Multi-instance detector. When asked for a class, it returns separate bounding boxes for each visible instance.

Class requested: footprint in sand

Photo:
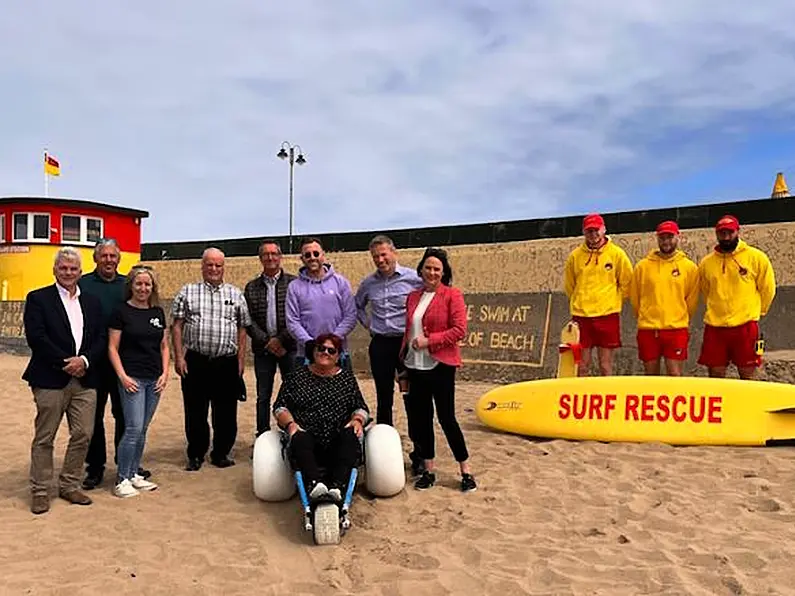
[397,552,441,571]
[745,497,782,512]
[721,576,744,595]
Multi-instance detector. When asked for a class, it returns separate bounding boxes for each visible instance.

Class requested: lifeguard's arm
[629,264,642,317]
[563,253,576,298]
[685,263,700,320]
[698,262,710,304]
[617,251,634,300]
[757,252,776,317]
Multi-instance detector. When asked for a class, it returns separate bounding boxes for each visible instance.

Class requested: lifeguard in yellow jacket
[564,213,633,376]
[697,215,776,379]
[629,221,698,376]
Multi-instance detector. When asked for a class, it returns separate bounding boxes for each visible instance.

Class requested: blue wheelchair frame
[296,468,358,534]
[280,422,366,536]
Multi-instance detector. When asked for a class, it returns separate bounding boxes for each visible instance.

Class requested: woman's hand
[346,418,364,438]
[155,372,168,394]
[121,375,139,393]
[411,334,429,350]
[287,421,302,436]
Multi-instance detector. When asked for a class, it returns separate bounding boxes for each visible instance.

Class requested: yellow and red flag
[44,153,60,177]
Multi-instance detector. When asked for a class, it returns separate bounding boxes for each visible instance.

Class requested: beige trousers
[30,378,96,496]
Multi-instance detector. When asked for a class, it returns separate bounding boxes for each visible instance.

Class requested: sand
[2,352,795,596]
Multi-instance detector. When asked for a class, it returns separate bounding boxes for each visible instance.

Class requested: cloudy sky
[2,1,795,243]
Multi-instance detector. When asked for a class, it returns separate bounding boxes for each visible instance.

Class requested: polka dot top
[273,365,370,447]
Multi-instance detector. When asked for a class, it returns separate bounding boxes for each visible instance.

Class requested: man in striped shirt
[171,247,252,471]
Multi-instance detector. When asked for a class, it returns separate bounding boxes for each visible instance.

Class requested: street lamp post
[277,141,307,254]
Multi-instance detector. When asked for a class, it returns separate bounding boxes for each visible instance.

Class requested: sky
[2,1,795,243]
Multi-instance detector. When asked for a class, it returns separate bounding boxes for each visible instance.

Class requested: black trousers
[84,358,124,474]
[407,363,469,462]
[288,427,361,490]
[180,350,240,462]
[254,351,295,435]
[369,335,414,432]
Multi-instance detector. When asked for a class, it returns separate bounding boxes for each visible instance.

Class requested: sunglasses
[303,250,321,259]
[131,264,154,271]
[315,345,338,355]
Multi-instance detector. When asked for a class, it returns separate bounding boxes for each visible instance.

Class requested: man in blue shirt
[355,235,424,474]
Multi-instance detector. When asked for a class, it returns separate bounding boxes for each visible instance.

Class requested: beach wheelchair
[252,423,405,545]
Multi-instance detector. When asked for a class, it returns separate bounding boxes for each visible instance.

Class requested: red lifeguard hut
[0,196,149,301]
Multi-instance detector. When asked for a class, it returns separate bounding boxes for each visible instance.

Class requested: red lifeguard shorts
[572,313,621,349]
[637,328,689,362]
[697,321,761,368]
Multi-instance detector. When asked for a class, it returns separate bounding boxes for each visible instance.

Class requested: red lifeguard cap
[582,213,605,230]
[656,220,680,236]
[716,215,740,231]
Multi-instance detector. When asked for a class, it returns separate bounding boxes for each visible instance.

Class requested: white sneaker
[131,474,158,491]
[328,488,342,502]
[114,479,139,498]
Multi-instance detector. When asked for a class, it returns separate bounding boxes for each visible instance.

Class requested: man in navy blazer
[23,247,106,514]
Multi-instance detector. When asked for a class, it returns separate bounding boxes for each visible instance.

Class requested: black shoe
[460,473,477,493]
[185,458,203,471]
[137,468,151,480]
[414,471,435,490]
[82,470,103,490]
[210,456,235,468]
[409,451,425,477]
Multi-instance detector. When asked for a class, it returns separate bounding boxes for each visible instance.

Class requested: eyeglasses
[315,345,338,355]
[131,264,153,271]
[303,250,321,259]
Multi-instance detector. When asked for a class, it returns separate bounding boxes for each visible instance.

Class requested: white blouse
[404,291,438,371]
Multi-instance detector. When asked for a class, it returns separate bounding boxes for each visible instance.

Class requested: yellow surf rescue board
[476,375,795,446]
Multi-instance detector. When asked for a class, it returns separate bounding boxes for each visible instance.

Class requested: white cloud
[1,0,795,243]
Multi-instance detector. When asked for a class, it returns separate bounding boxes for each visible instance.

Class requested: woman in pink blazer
[400,248,476,493]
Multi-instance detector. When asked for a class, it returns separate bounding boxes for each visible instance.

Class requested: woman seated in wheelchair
[272,333,369,504]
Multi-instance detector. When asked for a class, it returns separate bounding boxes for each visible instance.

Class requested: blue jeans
[117,378,160,481]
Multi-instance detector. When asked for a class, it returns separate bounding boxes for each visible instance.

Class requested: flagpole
[43,149,49,198]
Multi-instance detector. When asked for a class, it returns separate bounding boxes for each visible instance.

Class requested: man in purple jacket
[285,237,357,366]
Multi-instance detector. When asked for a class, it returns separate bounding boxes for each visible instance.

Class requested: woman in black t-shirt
[107,265,170,498]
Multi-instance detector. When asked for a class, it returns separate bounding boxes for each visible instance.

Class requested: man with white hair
[23,248,107,514]
[171,247,252,471]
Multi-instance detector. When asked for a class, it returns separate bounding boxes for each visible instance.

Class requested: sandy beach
[2,352,795,595]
